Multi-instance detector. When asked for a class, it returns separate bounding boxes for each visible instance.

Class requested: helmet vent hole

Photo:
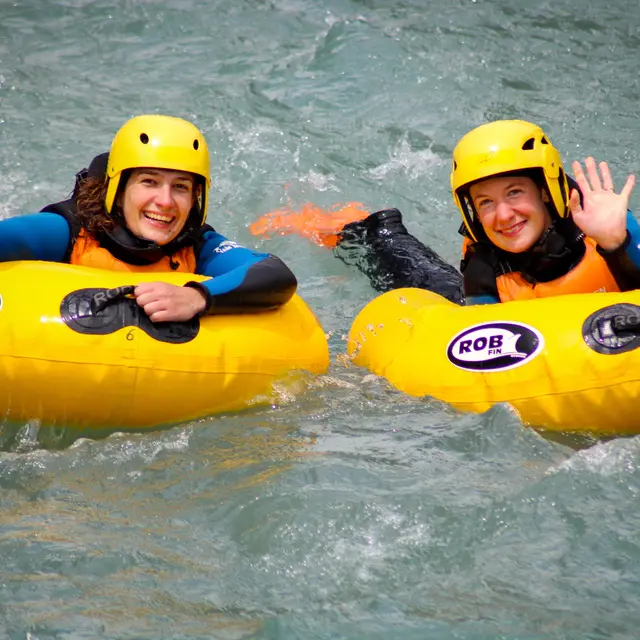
[140,133,149,144]
[541,136,549,144]
[453,161,457,170]
[521,138,535,151]
[193,139,199,150]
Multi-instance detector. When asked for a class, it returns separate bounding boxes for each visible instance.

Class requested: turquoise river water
[1,1,640,638]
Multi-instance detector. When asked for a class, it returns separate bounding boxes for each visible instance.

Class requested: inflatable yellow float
[348,288,640,436]
[0,261,329,429]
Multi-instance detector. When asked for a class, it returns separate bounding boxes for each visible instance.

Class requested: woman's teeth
[501,221,525,237]
[144,212,173,223]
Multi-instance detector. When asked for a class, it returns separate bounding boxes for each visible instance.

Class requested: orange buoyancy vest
[70,230,197,273]
[495,238,620,302]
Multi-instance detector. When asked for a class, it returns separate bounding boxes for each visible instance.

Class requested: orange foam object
[249,202,370,248]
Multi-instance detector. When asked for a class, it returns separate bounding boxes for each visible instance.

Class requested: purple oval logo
[447,321,544,372]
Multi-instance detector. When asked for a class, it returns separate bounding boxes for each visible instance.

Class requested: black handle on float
[90,285,136,315]
[610,313,640,335]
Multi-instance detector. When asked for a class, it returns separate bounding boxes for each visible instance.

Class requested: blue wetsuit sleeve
[186,230,298,314]
[623,210,640,268]
[466,293,500,305]
[596,210,640,291]
[0,213,72,262]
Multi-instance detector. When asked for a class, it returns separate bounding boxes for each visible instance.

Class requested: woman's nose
[494,200,513,222]
[155,184,173,207]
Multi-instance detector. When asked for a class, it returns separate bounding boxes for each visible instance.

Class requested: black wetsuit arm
[189,230,297,314]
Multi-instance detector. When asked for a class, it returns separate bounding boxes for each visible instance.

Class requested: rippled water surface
[2,0,640,638]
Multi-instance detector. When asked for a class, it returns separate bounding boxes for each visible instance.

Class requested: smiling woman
[0,114,299,322]
[121,168,197,247]
[453,119,639,304]
[0,114,329,429]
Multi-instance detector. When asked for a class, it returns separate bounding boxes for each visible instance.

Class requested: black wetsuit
[335,209,464,304]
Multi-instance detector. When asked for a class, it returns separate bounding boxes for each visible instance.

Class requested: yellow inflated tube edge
[348,287,640,436]
[0,261,329,429]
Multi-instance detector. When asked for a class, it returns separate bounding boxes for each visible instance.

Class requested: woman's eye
[141,178,156,186]
[175,183,191,192]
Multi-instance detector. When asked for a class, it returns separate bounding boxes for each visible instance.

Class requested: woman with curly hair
[0,114,297,321]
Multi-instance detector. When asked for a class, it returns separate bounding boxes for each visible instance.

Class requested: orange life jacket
[462,237,620,302]
[495,239,620,301]
[70,229,197,273]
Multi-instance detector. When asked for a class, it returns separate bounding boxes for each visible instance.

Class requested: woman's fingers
[572,158,633,197]
[571,160,591,194]
[134,283,168,316]
[584,156,603,191]
[139,298,167,317]
[568,188,582,215]
[133,282,204,322]
[148,309,171,323]
[599,161,614,191]
[620,174,636,200]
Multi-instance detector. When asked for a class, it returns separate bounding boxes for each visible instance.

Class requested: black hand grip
[90,285,136,315]
[583,303,640,355]
[611,313,640,334]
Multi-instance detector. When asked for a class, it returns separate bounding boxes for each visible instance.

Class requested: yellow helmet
[450,120,569,242]
[104,115,210,224]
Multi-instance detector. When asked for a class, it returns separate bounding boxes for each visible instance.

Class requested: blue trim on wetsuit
[466,294,500,306]
[195,230,272,297]
[623,210,640,268]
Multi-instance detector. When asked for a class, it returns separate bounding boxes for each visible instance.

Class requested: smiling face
[119,168,196,245]
[469,175,553,253]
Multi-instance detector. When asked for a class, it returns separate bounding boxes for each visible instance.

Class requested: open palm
[569,157,635,251]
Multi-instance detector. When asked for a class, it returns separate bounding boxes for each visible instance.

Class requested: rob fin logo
[447,322,544,372]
